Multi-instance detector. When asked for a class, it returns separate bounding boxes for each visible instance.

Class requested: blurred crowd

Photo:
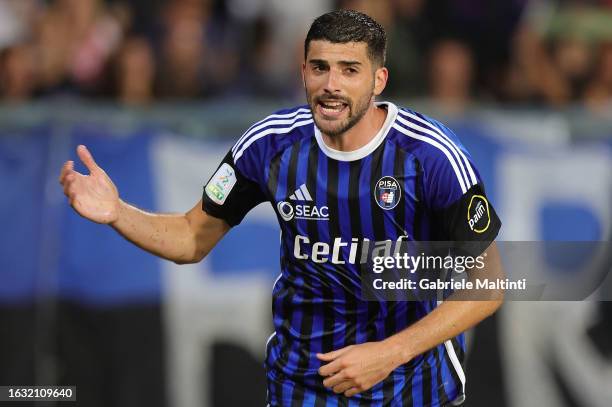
[0,0,611,112]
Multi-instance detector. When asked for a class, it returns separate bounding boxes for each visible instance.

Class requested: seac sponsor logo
[467,194,490,233]
[277,184,329,221]
[375,176,401,210]
[205,163,236,205]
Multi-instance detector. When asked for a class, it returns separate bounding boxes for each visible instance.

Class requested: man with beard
[59,10,504,406]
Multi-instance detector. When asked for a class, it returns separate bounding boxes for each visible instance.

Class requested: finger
[318,358,343,377]
[63,173,76,192]
[59,161,74,184]
[332,381,354,394]
[323,371,347,388]
[77,145,99,173]
[345,387,361,397]
[317,345,353,362]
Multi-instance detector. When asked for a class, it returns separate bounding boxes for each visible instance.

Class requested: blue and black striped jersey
[203,102,501,407]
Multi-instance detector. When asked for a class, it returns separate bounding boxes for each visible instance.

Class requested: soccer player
[59,10,504,407]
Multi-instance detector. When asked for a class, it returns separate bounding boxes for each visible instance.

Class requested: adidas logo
[289,184,313,201]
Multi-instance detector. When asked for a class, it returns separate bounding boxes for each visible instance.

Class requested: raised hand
[59,145,120,224]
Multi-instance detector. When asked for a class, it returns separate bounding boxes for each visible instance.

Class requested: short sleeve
[420,131,501,255]
[202,150,267,227]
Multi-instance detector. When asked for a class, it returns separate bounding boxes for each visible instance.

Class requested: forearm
[110,200,203,263]
[384,243,504,364]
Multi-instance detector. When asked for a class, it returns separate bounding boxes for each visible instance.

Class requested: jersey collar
[313,101,398,162]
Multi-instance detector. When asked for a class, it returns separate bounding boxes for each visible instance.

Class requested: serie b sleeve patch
[205,163,237,205]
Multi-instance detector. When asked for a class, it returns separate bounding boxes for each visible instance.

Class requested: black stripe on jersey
[441,342,462,401]
[324,157,340,404]
[390,147,407,236]
[291,384,307,407]
[363,143,388,406]
[434,345,450,404]
[346,159,361,348]
[413,158,423,241]
[286,141,300,201]
[267,152,283,199]
[422,354,432,407]
[453,337,465,363]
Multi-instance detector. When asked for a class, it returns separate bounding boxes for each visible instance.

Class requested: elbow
[488,290,505,316]
[172,249,209,265]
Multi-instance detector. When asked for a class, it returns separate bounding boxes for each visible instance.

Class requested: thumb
[317,346,352,361]
[77,145,99,173]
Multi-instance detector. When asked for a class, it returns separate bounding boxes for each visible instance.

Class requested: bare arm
[59,145,229,264]
[318,242,504,397]
[384,241,504,362]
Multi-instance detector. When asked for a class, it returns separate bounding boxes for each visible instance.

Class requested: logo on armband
[206,163,237,205]
[467,195,490,233]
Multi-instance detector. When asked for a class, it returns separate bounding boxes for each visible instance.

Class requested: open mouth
[316,99,349,118]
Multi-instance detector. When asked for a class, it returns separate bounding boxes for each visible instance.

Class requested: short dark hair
[304,10,387,67]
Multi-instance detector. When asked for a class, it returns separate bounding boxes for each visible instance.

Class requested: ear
[301,62,306,87]
[373,67,388,96]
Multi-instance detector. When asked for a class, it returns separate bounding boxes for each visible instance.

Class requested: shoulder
[231,105,314,164]
[389,105,478,194]
[390,106,466,156]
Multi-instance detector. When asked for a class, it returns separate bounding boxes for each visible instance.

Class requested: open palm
[59,145,120,224]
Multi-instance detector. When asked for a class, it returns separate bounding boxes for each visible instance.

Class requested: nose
[324,68,341,93]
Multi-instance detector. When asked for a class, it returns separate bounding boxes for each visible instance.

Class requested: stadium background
[0,0,611,406]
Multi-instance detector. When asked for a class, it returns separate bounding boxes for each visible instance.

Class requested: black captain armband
[201,152,266,227]
[434,184,502,256]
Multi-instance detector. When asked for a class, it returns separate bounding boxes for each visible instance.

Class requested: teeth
[320,101,344,110]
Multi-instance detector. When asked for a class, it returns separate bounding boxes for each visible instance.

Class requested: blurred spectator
[63,0,128,91]
[158,0,240,99]
[428,39,474,115]
[553,37,594,100]
[0,45,37,102]
[115,36,156,105]
[423,0,527,101]
[0,0,609,109]
[584,42,612,111]
[35,7,73,95]
[384,0,432,97]
[158,0,208,98]
[502,25,571,106]
[0,0,39,49]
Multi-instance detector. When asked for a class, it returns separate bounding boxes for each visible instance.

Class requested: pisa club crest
[375,176,401,210]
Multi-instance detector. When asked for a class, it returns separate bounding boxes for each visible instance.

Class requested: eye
[345,67,358,75]
[312,64,327,73]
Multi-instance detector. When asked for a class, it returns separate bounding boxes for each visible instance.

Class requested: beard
[307,86,374,138]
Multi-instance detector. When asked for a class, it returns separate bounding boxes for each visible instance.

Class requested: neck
[321,102,387,152]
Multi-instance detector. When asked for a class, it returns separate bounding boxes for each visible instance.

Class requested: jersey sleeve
[421,125,501,255]
[201,150,267,227]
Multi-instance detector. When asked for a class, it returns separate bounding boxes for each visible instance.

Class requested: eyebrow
[308,59,363,67]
